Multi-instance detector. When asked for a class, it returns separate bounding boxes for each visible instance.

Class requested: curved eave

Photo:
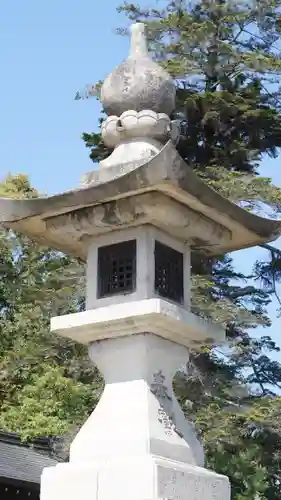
[0,141,280,259]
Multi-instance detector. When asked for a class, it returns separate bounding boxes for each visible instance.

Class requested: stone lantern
[1,22,281,500]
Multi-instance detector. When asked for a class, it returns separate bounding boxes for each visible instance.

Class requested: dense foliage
[0,175,103,440]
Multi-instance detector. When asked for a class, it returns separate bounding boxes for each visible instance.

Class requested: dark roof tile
[0,441,57,484]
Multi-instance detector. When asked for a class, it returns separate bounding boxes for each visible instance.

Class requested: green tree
[82,1,281,497]
[0,175,103,440]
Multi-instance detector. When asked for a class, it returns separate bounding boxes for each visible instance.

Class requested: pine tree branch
[260,243,281,257]
[272,261,281,309]
[259,243,281,305]
[250,360,267,395]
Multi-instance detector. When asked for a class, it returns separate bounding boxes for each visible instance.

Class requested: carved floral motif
[101,110,172,148]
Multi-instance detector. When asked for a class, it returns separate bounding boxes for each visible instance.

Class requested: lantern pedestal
[41,307,230,500]
[41,455,229,500]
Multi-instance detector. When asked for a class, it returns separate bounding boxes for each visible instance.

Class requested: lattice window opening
[97,239,137,298]
[154,240,184,305]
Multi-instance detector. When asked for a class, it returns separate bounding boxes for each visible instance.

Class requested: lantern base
[51,298,225,348]
[41,455,230,500]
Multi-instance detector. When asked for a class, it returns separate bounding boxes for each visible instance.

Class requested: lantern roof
[0,140,280,260]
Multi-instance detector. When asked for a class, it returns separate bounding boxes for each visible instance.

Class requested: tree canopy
[0,175,103,440]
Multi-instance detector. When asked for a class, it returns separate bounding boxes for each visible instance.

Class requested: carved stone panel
[157,465,230,500]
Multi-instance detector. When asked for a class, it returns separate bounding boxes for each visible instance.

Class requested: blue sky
[0,1,129,193]
[0,1,280,360]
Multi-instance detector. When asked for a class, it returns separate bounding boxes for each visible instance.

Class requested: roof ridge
[0,430,53,452]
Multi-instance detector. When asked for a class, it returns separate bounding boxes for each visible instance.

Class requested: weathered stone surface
[1,141,281,259]
[100,137,162,169]
[157,461,230,500]
[101,111,172,148]
[50,298,225,348]
[41,455,230,500]
[100,23,176,117]
[69,334,204,465]
[99,24,178,170]
[99,110,175,169]
[41,334,230,500]
[44,192,231,251]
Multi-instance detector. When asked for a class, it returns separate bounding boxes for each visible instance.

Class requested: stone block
[41,456,230,500]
